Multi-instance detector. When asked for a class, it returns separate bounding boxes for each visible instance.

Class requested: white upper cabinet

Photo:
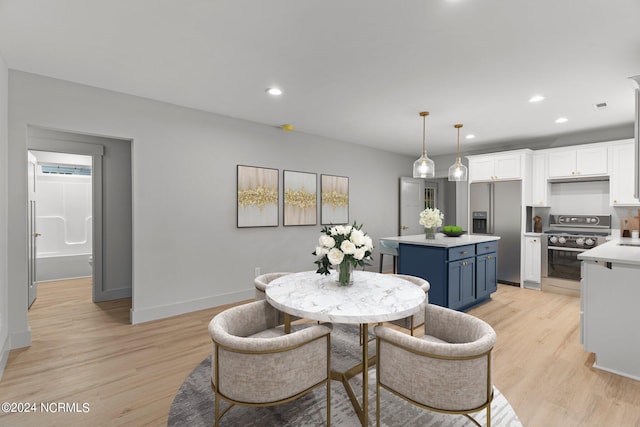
[531,153,549,206]
[547,145,608,178]
[468,152,526,182]
[609,140,640,206]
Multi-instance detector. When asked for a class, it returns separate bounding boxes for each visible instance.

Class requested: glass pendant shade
[448,160,468,181]
[412,112,435,178]
[448,123,468,181]
[413,155,435,178]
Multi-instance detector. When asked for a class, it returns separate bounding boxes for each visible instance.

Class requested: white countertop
[380,233,500,248]
[577,237,640,266]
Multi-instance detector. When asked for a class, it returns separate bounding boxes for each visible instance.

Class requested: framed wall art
[237,165,279,227]
[320,174,349,225]
[283,170,317,226]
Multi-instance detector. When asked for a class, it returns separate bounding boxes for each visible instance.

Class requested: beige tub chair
[374,303,496,426]
[388,274,430,336]
[254,272,292,301]
[254,272,301,328]
[208,300,332,426]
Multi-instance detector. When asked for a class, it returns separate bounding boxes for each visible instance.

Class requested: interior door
[27,152,38,308]
[399,177,426,235]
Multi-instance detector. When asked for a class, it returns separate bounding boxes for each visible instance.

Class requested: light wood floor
[1,279,639,426]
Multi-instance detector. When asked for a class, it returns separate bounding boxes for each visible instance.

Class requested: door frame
[27,135,105,302]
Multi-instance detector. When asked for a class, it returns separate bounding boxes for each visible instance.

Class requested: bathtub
[35,173,93,282]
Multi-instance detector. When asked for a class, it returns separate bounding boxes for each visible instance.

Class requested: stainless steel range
[542,214,611,296]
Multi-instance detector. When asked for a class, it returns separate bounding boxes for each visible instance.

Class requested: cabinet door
[448,258,475,309]
[476,253,497,299]
[469,157,495,182]
[576,146,608,176]
[524,237,541,283]
[494,154,521,180]
[547,150,576,178]
[609,142,640,206]
[531,153,548,206]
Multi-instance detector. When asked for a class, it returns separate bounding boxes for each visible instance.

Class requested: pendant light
[448,123,468,181]
[412,111,435,178]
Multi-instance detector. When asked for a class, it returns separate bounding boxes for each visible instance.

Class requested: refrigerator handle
[489,183,495,234]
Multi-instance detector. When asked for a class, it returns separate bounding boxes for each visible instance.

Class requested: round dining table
[266,270,425,427]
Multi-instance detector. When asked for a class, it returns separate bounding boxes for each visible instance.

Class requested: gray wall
[0,54,8,378]
[6,71,414,341]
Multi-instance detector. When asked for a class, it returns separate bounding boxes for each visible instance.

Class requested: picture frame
[283,170,317,226]
[237,165,279,227]
[320,174,349,225]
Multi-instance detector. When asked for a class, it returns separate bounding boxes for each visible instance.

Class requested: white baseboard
[10,328,32,349]
[130,289,253,324]
[0,334,10,381]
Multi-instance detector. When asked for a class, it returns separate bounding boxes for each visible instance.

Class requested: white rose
[319,235,335,248]
[350,229,365,246]
[327,248,345,265]
[363,236,373,251]
[329,226,339,236]
[315,246,328,258]
[341,240,356,255]
[353,247,366,260]
[342,225,352,235]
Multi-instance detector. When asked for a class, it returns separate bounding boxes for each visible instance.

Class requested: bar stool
[378,239,399,273]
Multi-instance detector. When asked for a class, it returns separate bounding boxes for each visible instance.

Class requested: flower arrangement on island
[313,222,374,285]
[419,207,444,239]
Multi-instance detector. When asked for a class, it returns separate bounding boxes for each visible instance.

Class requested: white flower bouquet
[419,207,444,228]
[313,222,373,285]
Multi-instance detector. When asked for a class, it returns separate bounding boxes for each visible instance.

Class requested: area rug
[169,325,522,426]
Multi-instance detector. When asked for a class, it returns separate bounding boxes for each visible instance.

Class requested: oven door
[547,246,585,281]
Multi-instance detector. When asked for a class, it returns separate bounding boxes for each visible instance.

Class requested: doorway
[399,177,459,235]
[27,150,93,308]
[27,126,132,306]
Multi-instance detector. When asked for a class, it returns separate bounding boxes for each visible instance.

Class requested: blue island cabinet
[398,240,498,311]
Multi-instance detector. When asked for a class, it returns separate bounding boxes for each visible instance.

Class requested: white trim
[593,362,640,382]
[10,328,31,349]
[0,334,10,380]
[130,289,253,324]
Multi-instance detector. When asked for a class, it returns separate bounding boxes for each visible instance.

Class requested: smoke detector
[593,102,608,110]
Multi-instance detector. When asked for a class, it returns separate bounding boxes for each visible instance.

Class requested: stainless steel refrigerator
[470,181,521,285]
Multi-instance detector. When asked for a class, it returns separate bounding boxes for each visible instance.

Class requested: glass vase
[336,261,353,286]
[425,227,436,239]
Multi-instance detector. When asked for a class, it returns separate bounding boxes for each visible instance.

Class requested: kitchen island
[578,237,640,381]
[380,234,500,311]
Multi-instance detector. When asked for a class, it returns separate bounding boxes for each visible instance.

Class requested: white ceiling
[1,0,639,157]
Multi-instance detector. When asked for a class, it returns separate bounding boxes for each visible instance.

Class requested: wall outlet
[254,267,261,277]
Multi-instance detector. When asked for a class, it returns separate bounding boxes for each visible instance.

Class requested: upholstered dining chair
[254,272,299,327]
[388,274,430,336]
[254,272,292,301]
[208,300,332,426]
[374,304,496,427]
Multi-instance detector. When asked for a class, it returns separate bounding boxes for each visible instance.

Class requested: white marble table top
[265,270,425,324]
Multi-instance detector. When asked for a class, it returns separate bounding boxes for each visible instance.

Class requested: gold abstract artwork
[321,174,349,224]
[237,165,279,227]
[284,171,317,226]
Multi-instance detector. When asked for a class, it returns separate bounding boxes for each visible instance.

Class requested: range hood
[547,175,610,184]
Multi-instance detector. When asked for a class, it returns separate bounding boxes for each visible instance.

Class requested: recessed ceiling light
[529,95,545,103]
[265,87,282,96]
[555,117,568,123]
[466,134,476,139]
